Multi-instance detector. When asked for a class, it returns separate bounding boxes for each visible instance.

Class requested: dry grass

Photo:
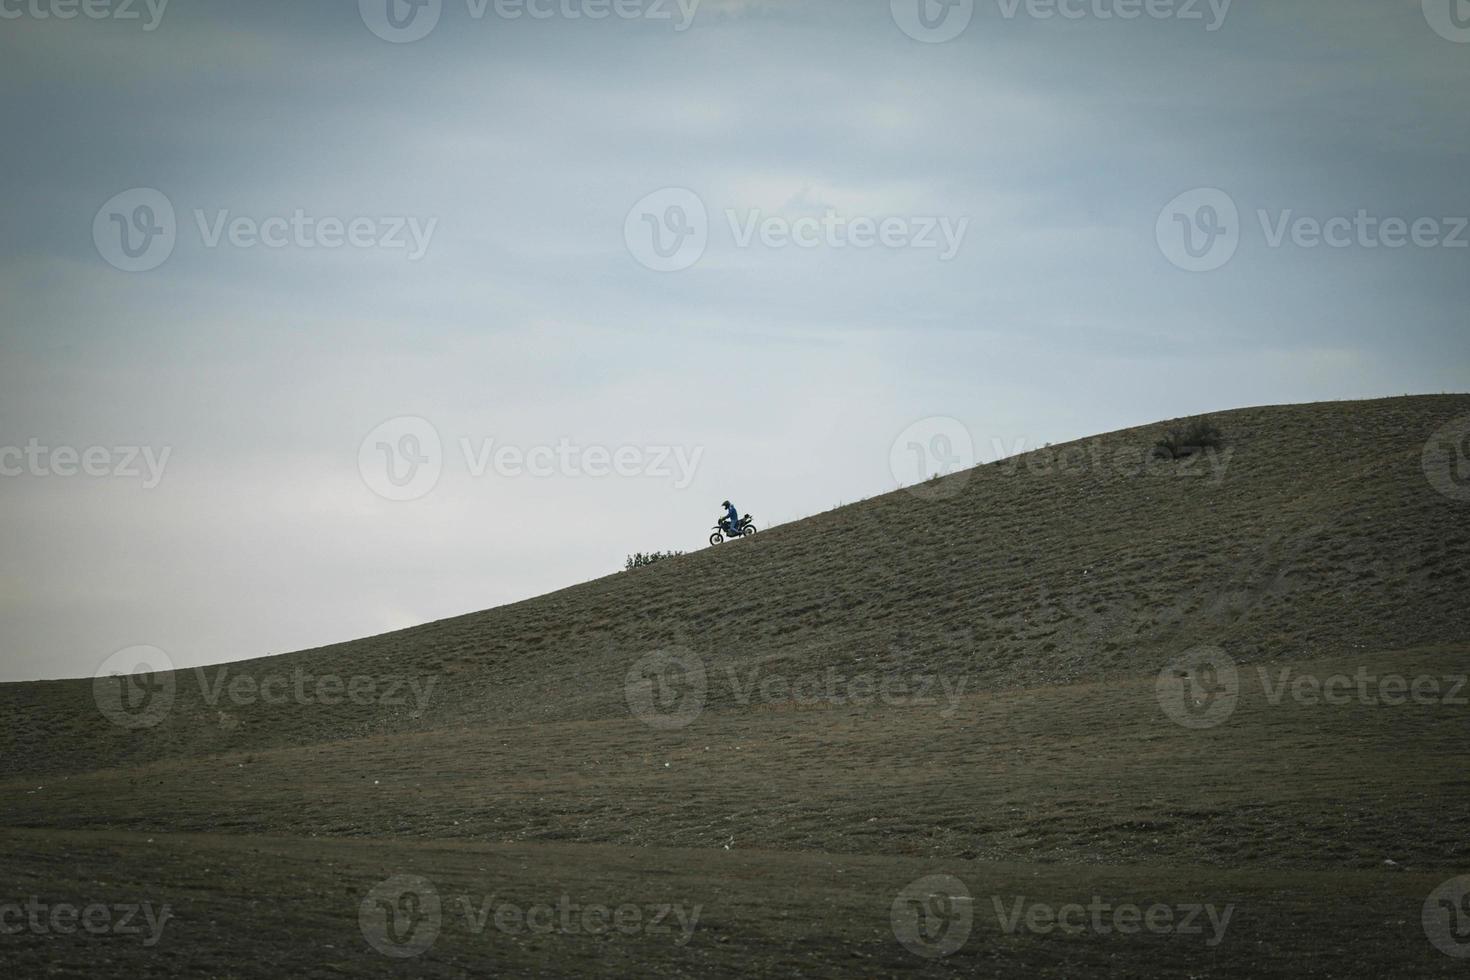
[2,394,1468,976]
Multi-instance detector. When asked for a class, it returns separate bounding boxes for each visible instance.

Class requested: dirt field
[2,828,1463,978]
[3,396,1469,976]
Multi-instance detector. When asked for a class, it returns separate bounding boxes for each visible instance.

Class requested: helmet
[721,500,731,507]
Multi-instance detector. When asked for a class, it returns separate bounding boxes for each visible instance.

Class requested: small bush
[624,550,685,571]
[1153,416,1225,460]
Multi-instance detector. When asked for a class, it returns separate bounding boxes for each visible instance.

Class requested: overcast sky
[1,0,1466,681]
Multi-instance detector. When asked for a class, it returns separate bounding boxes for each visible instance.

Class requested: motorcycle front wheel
[709,532,724,546]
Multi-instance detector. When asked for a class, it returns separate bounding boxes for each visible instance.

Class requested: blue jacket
[724,503,739,526]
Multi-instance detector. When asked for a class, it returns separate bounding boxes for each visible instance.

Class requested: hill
[4,394,1466,777]
[3,394,1468,977]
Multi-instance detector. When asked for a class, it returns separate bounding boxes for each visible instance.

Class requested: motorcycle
[710,514,758,545]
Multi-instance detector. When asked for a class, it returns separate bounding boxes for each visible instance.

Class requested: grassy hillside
[4,394,1469,977]
[5,395,1466,778]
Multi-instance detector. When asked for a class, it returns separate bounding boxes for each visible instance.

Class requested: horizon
[6,390,1464,685]
[4,0,1470,682]
[7,5,1470,975]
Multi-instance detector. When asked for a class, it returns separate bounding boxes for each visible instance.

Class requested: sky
[1,0,1467,681]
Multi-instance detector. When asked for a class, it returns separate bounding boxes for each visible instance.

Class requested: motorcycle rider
[720,500,740,537]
